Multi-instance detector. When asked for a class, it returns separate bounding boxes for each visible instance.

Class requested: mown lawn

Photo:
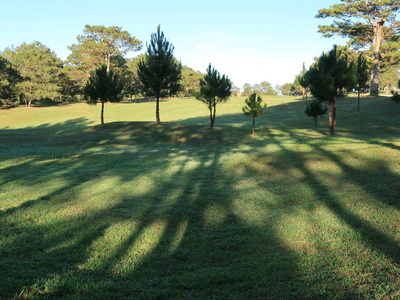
[0,95,399,299]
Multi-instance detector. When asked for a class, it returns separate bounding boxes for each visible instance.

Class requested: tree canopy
[68,25,142,72]
[179,65,205,97]
[0,56,21,100]
[2,42,63,106]
[242,81,276,96]
[316,0,400,95]
[66,25,142,98]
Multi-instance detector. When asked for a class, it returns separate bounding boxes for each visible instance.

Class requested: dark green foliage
[242,93,267,134]
[196,64,231,128]
[138,25,182,124]
[304,99,328,130]
[306,45,356,135]
[391,90,400,104]
[0,56,21,100]
[391,79,400,104]
[84,64,123,124]
[354,52,370,112]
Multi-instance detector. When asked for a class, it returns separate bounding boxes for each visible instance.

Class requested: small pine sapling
[242,92,267,134]
[304,99,328,130]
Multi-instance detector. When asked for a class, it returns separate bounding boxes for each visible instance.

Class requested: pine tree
[138,25,182,124]
[84,65,123,125]
[354,53,370,112]
[242,93,267,134]
[304,100,328,130]
[196,64,231,128]
[306,45,356,135]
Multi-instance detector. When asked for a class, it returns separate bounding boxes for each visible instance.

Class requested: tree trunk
[106,54,111,74]
[370,18,385,96]
[357,91,361,112]
[156,96,160,124]
[333,99,336,128]
[27,85,32,107]
[252,117,255,134]
[314,116,318,130]
[328,102,334,136]
[210,104,216,128]
[209,105,213,128]
[101,101,105,125]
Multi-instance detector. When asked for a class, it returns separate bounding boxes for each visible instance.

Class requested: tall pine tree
[138,25,182,124]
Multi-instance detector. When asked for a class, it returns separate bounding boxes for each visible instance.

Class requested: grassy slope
[0,96,399,299]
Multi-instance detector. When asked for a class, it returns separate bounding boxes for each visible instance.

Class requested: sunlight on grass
[1,96,400,298]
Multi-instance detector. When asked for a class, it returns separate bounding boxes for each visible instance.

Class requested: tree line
[0,25,207,107]
[1,1,400,135]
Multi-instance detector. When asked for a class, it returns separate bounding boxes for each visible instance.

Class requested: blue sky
[0,0,345,88]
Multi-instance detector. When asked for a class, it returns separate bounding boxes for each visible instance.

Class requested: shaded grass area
[0,95,400,298]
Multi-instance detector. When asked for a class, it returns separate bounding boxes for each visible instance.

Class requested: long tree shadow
[260,128,400,295]
[1,99,399,298]
[0,121,311,299]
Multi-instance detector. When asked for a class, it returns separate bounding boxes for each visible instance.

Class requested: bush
[391,90,400,104]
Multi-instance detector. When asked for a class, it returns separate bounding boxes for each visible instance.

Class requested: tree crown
[84,64,123,104]
[306,45,356,102]
[196,64,231,105]
[242,93,267,117]
[317,0,400,48]
[137,25,182,98]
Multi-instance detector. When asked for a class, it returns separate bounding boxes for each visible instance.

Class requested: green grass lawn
[1,95,399,299]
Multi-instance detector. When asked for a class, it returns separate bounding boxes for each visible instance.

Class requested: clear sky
[0,0,346,88]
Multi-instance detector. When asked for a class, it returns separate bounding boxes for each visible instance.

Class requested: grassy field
[0,95,399,299]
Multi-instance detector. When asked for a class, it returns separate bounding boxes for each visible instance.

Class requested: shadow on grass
[1,96,399,298]
[0,120,307,298]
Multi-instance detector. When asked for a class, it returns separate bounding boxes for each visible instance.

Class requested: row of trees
[82,25,266,134]
[0,25,207,106]
[299,45,370,135]
[2,1,400,135]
